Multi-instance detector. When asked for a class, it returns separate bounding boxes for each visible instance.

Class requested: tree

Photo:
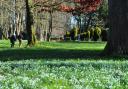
[98,0,108,28]
[33,0,101,41]
[103,0,128,55]
[0,0,25,39]
[33,0,65,41]
[60,0,102,32]
[25,0,36,46]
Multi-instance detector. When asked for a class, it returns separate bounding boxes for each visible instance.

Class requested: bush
[70,30,75,40]
[74,27,79,40]
[65,31,71,41]
[93,26,102,41]
[80,33,85,41]
[79,30,90,41]
[74,27,79,38]
[90,27,95,40]
[86,30,90,41]
[69,27,79,41]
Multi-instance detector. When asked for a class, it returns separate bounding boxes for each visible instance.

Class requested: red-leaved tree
[60,0,102,32]
[60,0,102,13]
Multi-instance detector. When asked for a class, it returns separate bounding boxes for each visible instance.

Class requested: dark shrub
[93,27,101,41]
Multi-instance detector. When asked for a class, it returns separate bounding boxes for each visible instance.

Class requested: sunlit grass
[0,40,106,50]
[0,40,106,60]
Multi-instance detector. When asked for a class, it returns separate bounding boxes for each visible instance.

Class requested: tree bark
[47,11,53,42]
[103,0,128,55]
[25,0,34,46]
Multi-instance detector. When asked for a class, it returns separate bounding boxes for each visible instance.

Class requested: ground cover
[0,40,127,89]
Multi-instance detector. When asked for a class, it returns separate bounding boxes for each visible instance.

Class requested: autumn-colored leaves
[60,0,102,13]
[33,0,102,13]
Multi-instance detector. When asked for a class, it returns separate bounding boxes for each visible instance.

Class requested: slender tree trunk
[77,16,81,33]
[84,13,92,32]
[25,0,34,46]
[16,13,20,35]
[103,0,128,55]
[47,11,53,42]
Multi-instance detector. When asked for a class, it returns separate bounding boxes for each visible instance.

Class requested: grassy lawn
[0,40,106,60]
[0,40,128,89]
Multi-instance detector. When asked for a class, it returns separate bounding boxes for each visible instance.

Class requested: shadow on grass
[59,41,106,44]
[0,48,127,61]
[0,48,104,61]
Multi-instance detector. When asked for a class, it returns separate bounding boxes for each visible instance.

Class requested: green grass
[1,60,128,89]
[0,40,106,60]
[0,40,128,89]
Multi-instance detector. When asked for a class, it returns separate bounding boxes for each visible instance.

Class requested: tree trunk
[103,0,128,55]
[25,0,34,46]
[77,16,81,33]
[47,11,53,42]
[84,13,92,32]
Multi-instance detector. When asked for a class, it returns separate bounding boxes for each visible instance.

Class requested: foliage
[98,0,108,28]
[0,60,128,89]
[60,0,102,13]
[33,0,102,15]
[93,26,102,41]
[98,0,108,20]
[64,26,107,41]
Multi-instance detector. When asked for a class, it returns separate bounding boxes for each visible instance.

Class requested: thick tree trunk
[103,0,128,55]
[25,0,34,46]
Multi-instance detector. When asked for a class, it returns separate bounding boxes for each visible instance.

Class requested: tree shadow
[0,48,127,61]
[0,48,103,61]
